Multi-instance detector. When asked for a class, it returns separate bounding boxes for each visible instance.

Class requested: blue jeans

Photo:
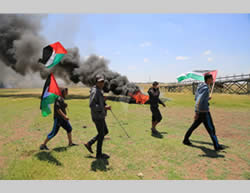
[184,112,219,149]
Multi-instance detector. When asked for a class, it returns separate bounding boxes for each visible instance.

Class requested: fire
[128,91,149,104]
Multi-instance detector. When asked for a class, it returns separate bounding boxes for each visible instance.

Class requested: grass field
[0,87,249,180]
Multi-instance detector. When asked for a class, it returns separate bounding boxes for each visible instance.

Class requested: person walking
[183,74,224,151]
[148,81,166,134]
[40,88,76,150]
[84,75,111,159]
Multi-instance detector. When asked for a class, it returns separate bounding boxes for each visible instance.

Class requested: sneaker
[40,144,49,150]
[68,143,78,147]
[183,139,192,146]
[96,153,110,159]
[215,145,225,151]
[84,143,93,154]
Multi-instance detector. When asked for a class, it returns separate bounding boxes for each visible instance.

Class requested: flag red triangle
[50,42,67,54]
[204,70,218,82]
[48,73,62,96]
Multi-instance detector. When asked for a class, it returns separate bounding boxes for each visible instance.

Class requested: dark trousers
[47,118,72,140]
[150,106,162,122]
[88,119,109,156]
[184,112,219,149]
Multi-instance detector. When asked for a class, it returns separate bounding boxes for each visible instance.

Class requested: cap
[96,74,105,82]
[152,81,159,86]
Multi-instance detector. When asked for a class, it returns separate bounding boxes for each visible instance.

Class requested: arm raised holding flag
[204,70,218,97]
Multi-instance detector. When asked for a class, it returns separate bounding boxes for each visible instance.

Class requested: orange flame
[128,91,149,104]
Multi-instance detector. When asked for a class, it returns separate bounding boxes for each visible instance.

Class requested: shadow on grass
[53,146,68,152]
[191,140,230,149]
[0,94,41,99]
[35,151,63,166]
[91,159,110,172]
[85,155,96,159]
[189,144,225,158]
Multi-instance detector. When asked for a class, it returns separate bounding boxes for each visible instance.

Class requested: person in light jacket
[183,74,224,151]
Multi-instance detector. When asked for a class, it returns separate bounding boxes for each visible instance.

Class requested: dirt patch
[20,150,39,160]
[182,158,209,179]
[223,154,249,179]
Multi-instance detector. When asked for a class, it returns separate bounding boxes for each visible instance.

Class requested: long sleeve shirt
[147,87,164,108]
[195,82,210,112]
[89,85,107,121]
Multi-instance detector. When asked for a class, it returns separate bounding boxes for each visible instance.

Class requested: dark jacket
[195,82,210,112]
[147,87,164,108]
[89,85,107,121]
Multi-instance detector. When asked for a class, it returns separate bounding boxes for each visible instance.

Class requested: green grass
[164,92,250,109]
[0,88,249,180]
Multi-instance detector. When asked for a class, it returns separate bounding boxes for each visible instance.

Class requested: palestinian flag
[39,42,67,68]
[40,73,62,117]
[177,72,204,82]
[204,70,218,83]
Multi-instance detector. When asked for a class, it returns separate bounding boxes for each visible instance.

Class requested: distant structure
[160,73,250,95]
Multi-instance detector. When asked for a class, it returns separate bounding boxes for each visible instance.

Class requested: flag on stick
[177,72,204,82]
[204,70,218,96]
[40,73,62,117]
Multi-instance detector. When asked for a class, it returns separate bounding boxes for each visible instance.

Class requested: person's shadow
[191,140,229,149]
[53,146,68,152]
[34,146,70,166]
[91,159,110,172]
[189,140,229,158]
[35,151,63,166]
[85,155,110,172]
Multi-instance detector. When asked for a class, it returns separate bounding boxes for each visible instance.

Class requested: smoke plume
[0,14,139,95]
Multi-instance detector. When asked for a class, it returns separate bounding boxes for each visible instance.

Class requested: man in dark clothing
[40,88,76,150]
[183,74,224,151]
[84,75,111,159]
[148,81,166,134]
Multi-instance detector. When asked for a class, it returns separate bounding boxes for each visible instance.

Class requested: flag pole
[209,70,218,97]
[210,81,215,97]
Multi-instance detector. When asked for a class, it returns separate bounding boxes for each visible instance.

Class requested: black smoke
[0,14,139,95]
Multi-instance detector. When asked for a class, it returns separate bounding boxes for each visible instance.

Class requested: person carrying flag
[40,88,77,150]
[183,74,224,151]
[148,81,166,134]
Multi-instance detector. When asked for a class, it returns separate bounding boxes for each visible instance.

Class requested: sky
[41,14,250,83]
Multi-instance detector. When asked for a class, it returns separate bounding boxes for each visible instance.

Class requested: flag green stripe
[177,75,187,82]
[187,73,204,81]
[177,72,204,82]
[41,93,59,117]
[46,54,65,69]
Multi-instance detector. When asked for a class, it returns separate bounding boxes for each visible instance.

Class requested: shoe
[68,143,78,147]
[151,128,159,134]
[215,145,225,151]
[84,143,93,154]
[183,139,192,146]
[40,144,49,150]
[96,153,110,159]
